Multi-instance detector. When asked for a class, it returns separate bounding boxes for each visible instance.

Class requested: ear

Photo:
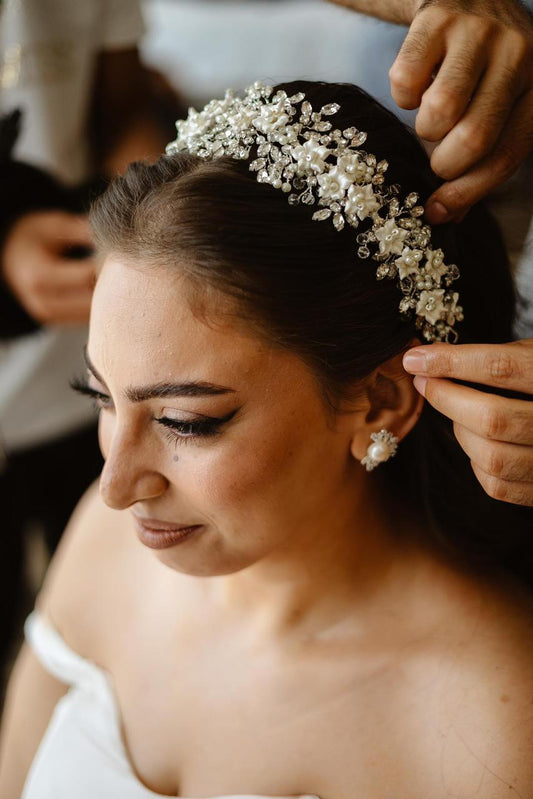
[349,347,424,463]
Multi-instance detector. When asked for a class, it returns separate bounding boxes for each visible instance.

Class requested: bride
[1,80,532,799]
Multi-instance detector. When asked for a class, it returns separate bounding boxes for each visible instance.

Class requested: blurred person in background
[0,0,174,681]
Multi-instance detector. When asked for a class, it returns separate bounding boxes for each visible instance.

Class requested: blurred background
[139,0,411,119]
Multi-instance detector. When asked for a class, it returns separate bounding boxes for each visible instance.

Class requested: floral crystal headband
[166,81,463,343]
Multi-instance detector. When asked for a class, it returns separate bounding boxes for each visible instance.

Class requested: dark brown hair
[90,81,533,587]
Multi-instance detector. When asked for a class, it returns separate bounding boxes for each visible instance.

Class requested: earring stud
[361,429,399,472]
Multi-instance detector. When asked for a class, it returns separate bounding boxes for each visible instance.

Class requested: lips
[134,516,196,532]
[133,515,203,550]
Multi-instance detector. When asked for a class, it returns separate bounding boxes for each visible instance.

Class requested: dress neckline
[28,612,321,799]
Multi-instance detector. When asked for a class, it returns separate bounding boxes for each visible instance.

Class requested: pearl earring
[361,429,399,472]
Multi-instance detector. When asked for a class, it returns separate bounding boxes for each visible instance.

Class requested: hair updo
[90,80,533,589]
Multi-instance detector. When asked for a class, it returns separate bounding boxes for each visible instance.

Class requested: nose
[99,423,168,510]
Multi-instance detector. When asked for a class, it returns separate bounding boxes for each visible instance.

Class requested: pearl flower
[394,247,424,280]
[291,139,330,175]
[317,160,354,201]
[345,183,380,221]
[253,101,290,134]
[416,289,445,325]
[375,219,407,257]
[423,248,448,282]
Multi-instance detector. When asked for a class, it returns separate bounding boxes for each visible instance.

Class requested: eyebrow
[83,347,236,402]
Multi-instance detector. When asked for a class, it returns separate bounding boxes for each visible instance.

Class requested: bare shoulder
[36,481,139,657]
[403,567,533,797]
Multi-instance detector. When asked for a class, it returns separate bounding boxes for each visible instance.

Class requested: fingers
[403,340,533,394]
[412,376,533,446]
[470,462,533,507]
[425,87,533,221]
[429,55,528,181]
[415,28,488,142]
[389,20,445,110]
[454,423,533,483]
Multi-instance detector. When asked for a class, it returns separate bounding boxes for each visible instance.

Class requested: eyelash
[70,378,230,442]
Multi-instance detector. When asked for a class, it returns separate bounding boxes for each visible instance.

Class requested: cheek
[176,422,322,516]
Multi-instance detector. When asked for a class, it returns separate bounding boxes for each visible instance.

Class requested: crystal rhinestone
[353,131,367,146]
[405,192,418,208]
[282,183,292,193]
[376,160,389,173]
[289,92,305,104]
[315,121,332,132]
[372,174,385,185]
[376,265,389,279]
[411,206,425,217]
[343,127,357,139]
[249,158,266,171]
[313,208,332,221]
[301,191,316,205]
[358,246,370,259]
[356,233,368,244]
[388,198,400,217]
[448,265,460,280]
[322,103,341,116]
[333,213,345,231]
[366,154,377,167]
[288,194,300,205]
[331,202,341,213]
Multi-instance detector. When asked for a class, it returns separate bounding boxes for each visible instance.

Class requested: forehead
[89,257,295,390]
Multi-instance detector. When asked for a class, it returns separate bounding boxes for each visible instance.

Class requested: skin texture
[328,0,533,223]
[1,256,533,798]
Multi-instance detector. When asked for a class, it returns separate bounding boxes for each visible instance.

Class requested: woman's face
[87,257,363,576]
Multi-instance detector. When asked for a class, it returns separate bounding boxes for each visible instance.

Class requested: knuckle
[471,16,498,43]
[456,123,492,160]
[485,446,506,479]
[481,473,509,502]
[485,352,517,381]
[389,62,417,93]
[506,30,532,68]
[425,88,460,122]
[479,406,507,441]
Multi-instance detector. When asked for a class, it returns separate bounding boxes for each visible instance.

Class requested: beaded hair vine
[166,81,463,343]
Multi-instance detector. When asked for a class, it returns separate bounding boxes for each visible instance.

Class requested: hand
[403,340,533,507]
[389,0,533,223]
[1,211,96,325]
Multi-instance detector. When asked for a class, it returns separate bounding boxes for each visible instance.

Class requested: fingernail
[413,376,427,397]
[403,350,428,374]
[426,201,449,224]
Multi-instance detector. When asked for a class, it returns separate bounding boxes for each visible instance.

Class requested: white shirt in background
[0,0,145,457]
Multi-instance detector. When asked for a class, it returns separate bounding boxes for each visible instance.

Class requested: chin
[153,548,256,578]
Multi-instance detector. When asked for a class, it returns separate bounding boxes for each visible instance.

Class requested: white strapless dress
[23,612,321,799]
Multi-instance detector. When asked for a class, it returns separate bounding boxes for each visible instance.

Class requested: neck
[215,477,420,641]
